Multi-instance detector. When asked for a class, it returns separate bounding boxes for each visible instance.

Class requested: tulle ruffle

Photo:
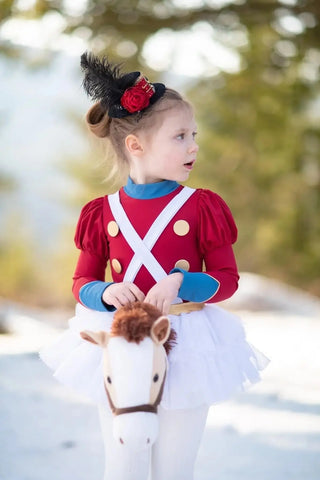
[40,303,269,410]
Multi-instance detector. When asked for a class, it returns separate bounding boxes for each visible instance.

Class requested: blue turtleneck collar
[123,177,179,199]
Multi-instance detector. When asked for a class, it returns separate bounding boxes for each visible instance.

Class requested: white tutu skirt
[40,303,269,410]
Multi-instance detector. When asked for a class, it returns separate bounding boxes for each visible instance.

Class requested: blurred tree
[188,18,320,294]
[1,1,320,67]
[0,172,15,191]
[0,212,41,304]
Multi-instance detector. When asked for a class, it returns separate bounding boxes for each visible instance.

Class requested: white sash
[108,187,195,283]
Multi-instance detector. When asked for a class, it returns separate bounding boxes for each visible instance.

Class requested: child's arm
[72,198,143,312]
[145,189,239,311]
[145,246,237,314]
[73,253,144,311]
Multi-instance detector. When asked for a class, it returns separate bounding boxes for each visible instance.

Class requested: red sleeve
[198,189,239,302]
[72,197,109,301]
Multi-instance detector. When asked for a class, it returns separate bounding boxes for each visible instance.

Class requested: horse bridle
[104,372,166,416]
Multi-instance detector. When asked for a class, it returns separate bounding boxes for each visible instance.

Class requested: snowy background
[1,272,320,480]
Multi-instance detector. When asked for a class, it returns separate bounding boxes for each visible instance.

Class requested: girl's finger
[129,284,145,302]
[144,294,154,307]
[103,292,115,306]
[153,297,164,313]
[117,291,135,305]
[144,291,150,303]
[112,298,122,310]
[162,300,170,316]
[124,289,137,303]
[145,291,157,304]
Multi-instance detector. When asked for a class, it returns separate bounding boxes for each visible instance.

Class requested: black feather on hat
[80,52,166,118]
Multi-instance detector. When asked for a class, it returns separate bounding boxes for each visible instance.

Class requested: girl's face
[129,105,199,184]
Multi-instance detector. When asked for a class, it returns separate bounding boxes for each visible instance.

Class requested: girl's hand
[102,282,145,310]
[145,273,183,315]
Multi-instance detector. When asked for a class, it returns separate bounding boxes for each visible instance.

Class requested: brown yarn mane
[111,302,176,354]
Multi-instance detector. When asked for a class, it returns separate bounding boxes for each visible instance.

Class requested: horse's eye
[107,376,112,384]
[153,374,159,382]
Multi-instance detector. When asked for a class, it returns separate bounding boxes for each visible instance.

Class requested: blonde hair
[85,88,191,184]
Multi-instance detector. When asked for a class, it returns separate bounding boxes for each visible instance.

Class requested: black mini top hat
[80,52,166,118]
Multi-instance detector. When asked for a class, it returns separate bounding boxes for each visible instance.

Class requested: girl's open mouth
[184,161,195,169]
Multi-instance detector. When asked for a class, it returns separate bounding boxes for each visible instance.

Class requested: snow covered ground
[1,273,320,480]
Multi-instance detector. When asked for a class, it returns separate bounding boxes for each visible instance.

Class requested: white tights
[98,405,208,480]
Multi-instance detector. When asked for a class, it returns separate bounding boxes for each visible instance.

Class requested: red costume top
[72,184,239,305]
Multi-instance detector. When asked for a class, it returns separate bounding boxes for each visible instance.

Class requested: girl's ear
[125,134,144,155]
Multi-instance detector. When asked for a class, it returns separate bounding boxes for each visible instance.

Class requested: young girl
[41,52,268,480]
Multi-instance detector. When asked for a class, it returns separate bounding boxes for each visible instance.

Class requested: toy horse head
[80,302,175,450]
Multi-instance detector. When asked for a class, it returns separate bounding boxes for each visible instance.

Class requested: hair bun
[86,102,111,138]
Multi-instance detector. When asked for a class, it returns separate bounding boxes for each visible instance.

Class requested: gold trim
[169,302,205,316]
[202,274,221,302]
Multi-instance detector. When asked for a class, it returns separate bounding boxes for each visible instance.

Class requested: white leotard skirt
[40,303,269,410]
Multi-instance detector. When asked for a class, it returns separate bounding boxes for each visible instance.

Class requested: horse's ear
[80,330,109,347]
[151,316,171,345]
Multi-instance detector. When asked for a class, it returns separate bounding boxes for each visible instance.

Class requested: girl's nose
[188,140,199,154]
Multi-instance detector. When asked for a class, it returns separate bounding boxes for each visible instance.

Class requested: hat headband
[80,52,166,118]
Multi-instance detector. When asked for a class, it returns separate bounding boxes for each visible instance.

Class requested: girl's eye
[193,132,197,139]
[153,373,159,382]
[177,133,185,140]
[107,376,112,384]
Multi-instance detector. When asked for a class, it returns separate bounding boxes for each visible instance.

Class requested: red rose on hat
[120,76,155,113]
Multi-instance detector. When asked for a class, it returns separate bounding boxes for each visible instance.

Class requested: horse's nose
[114,412,159,449]
[119,436,151,446]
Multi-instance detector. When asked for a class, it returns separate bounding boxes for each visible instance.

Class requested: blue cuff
[170,269,220,302]
[79,281,116,312]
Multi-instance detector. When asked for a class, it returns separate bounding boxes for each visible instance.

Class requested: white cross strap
[108,186,195,283]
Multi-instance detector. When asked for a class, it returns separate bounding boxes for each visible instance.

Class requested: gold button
[173,220,190,236]
[107,221,119,237]
[174,259,190,271]
[111,258,122,273]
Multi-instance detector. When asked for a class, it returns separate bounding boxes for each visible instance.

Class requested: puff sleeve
[72,198,110,305]
[197,189,239,302]
[198,189,237,249]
